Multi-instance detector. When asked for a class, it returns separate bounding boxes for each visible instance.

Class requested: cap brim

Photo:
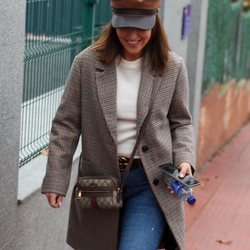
[112,14,156,30]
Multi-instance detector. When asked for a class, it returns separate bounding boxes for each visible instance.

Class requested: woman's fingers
[56,194,63,208]
[178,162,193,178]
[45,193,63,208]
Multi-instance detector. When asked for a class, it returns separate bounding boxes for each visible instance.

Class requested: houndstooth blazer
[41,47,195,250]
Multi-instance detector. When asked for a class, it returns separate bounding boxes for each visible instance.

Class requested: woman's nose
[126,28,138,37]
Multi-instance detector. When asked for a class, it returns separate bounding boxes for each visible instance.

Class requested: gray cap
[112,14,156,30]
[111,7,159,30]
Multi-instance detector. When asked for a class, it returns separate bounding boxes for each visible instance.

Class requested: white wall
[162,0,191,62]
[0,1,26,249]
[161,0,209,143]
[186,0,209,140]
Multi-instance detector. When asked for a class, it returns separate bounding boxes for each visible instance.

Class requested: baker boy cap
[111,0,160,30]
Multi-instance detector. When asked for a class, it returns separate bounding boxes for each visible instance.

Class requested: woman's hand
[178,162,193,178]
[45,193,64,208]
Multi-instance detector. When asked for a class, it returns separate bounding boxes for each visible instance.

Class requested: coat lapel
[95,60,117,144]
[136,55,156,132]
[94,55,158,143]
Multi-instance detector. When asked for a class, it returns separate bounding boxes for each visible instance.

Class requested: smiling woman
[41,1,196,250]
[116,28,152,60]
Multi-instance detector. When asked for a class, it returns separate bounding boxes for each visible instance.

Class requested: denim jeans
[119,166,166,250]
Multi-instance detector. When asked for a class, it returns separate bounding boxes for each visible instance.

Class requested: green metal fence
[95,0,112,35]
[20,0,111,166]
[203,0,250,91]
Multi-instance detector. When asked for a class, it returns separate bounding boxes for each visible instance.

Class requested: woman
[41,0,195,249]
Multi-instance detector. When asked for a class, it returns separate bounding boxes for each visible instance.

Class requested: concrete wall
[186,0,209,140]
[0,1,26,249]
[197,80,250,168]
[162,0,209,157]
[188,1,250,169]
[162,0,191,62]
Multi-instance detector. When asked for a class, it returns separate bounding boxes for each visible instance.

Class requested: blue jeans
[119,166,166,250]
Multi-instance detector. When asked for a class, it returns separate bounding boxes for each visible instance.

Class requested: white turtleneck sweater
[116,57,142,158]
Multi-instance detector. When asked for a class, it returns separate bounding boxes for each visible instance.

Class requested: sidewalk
[185,122,250,250]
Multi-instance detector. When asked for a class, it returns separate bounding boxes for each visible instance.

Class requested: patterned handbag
[75,76,161,209]
[75,175,122,209]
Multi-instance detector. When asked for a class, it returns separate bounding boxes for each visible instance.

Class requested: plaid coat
[41,47,195,250]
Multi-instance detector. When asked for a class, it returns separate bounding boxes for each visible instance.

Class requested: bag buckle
[75,186,82,200]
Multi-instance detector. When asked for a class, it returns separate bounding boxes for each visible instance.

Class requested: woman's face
[116,28,152,61]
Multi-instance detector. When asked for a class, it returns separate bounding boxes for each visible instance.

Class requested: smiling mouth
[126,40,141,47]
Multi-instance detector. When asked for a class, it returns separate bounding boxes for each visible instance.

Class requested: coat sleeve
[41,56,82,196]
[167,58,196,170]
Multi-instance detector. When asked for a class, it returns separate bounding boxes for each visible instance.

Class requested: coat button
[141,145,149,153]
[153,178,159,186]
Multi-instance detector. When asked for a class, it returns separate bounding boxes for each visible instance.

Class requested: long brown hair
[92,15,171,75]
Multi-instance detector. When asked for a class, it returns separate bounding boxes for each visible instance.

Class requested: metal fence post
[82,0,98,49]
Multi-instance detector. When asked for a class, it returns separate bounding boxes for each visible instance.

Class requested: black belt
[118,156,142,172]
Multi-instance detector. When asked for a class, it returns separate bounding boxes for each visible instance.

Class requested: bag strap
[121,75,161,188]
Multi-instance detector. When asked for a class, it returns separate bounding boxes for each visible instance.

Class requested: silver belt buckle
[118,156,129,171]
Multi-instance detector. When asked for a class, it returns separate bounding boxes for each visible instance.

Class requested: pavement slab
[185,122,250,250]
